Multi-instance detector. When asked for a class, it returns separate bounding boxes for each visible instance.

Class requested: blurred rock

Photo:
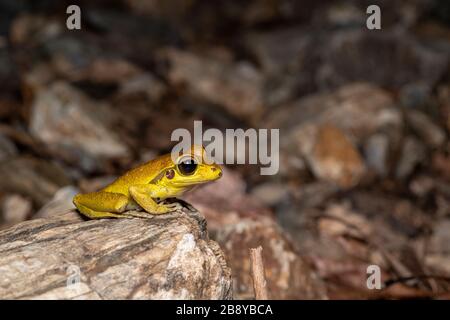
[432,152,450,181]
[244,26,317,105]
[0,133,17,161]
[364,133,390,177]
[118,72,167,102]
[437,84,450,132]
[0,157,70,207]
[10,14,62,46]
[299,202,389,298]
[291,181,340,210]
[269,83,401,181]
[308,125,366,188]
[250,182,290,207]
[78,176,116,194]
[0,97,18,119]
[409,175,435,198]
[317,2,365,28]
[166,49,264,121]
[396,136,426,179]
[54,57,141,84]
[318,30,448,90]
[244,26,312,75]
[269,83,400,142]
[29,81,129,172]
[0,47,20,94]
[35,186,79,219]
[426,219,450,275]
[399,82,431,109]
[185,167,271,230]
[406,110,446,148]
[215,217,327,299]
[349,191,429,238]
[185,167,326,299]
[1,194,32,224]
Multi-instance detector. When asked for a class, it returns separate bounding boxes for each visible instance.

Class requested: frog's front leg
[128,184,182,215]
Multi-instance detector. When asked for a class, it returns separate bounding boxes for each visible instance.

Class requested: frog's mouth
[170,175,221,188]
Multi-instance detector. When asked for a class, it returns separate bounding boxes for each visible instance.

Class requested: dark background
[0,0,449,299]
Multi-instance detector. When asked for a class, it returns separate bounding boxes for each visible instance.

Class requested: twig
[249,246,269,300]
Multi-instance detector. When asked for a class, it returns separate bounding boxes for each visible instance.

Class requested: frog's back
[102,154,174,196]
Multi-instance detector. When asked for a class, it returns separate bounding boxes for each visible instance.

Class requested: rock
[215,217,327,299]
[437,85,450,132]
[29,82,130,172]
[406,110,446,148]
[432,152,450,181]
[78,176,117,194]
[426,219,450,275]
[0,157,70,207]
[268,83,401,180]
[269,83,401,142]
[399,82,431,109]
[0,48,20,94]
[0,97,18,119]
[318,30,448,90]
[409,175,435,198]
[396,136,426,179]
[185,168,327,299]
[0,208,232,299]
[243,26,317,105]
[319,3,365,27]
[364,133,390,177]
[281,198,433,298]
[53,57,141,84]
[308,125,366,188]
[349,191,429,238]
[35,186,79,219]
[0,133,17,161]
[166,49,264,121]
[118,72,167,102]
[185,167,272,230]
[244,26,312,75]
[250,182,290,207]
[10,14,62,46]
[1,194,32,224]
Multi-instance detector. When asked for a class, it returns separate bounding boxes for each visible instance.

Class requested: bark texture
[0,207,232,299]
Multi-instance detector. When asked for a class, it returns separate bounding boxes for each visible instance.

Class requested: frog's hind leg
[73,192,131,219]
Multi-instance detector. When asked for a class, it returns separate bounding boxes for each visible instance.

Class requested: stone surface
[0,157,70,207]
[308,125,366,188]
[166,49,264,121]
[0,208,232,300]
[1,194,32,224]
[29,82,129,172]
[185,168,327,299]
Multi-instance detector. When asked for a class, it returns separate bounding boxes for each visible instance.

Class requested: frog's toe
[161,201,183,212]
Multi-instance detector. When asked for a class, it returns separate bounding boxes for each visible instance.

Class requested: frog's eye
[177,157,198,176]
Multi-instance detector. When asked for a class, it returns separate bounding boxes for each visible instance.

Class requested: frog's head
[162,145,222,188]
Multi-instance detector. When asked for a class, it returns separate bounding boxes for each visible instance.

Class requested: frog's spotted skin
[73,145,222,219]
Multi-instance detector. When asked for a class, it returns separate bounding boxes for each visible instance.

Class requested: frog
[73,145,222,219]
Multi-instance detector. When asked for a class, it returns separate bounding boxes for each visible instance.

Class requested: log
[0,206,232,299]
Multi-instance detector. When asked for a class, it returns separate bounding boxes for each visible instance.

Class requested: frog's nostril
[218,171,222,177]
[211,167,217,172]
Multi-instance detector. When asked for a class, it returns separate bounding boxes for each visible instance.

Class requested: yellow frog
[73,145,222,219]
